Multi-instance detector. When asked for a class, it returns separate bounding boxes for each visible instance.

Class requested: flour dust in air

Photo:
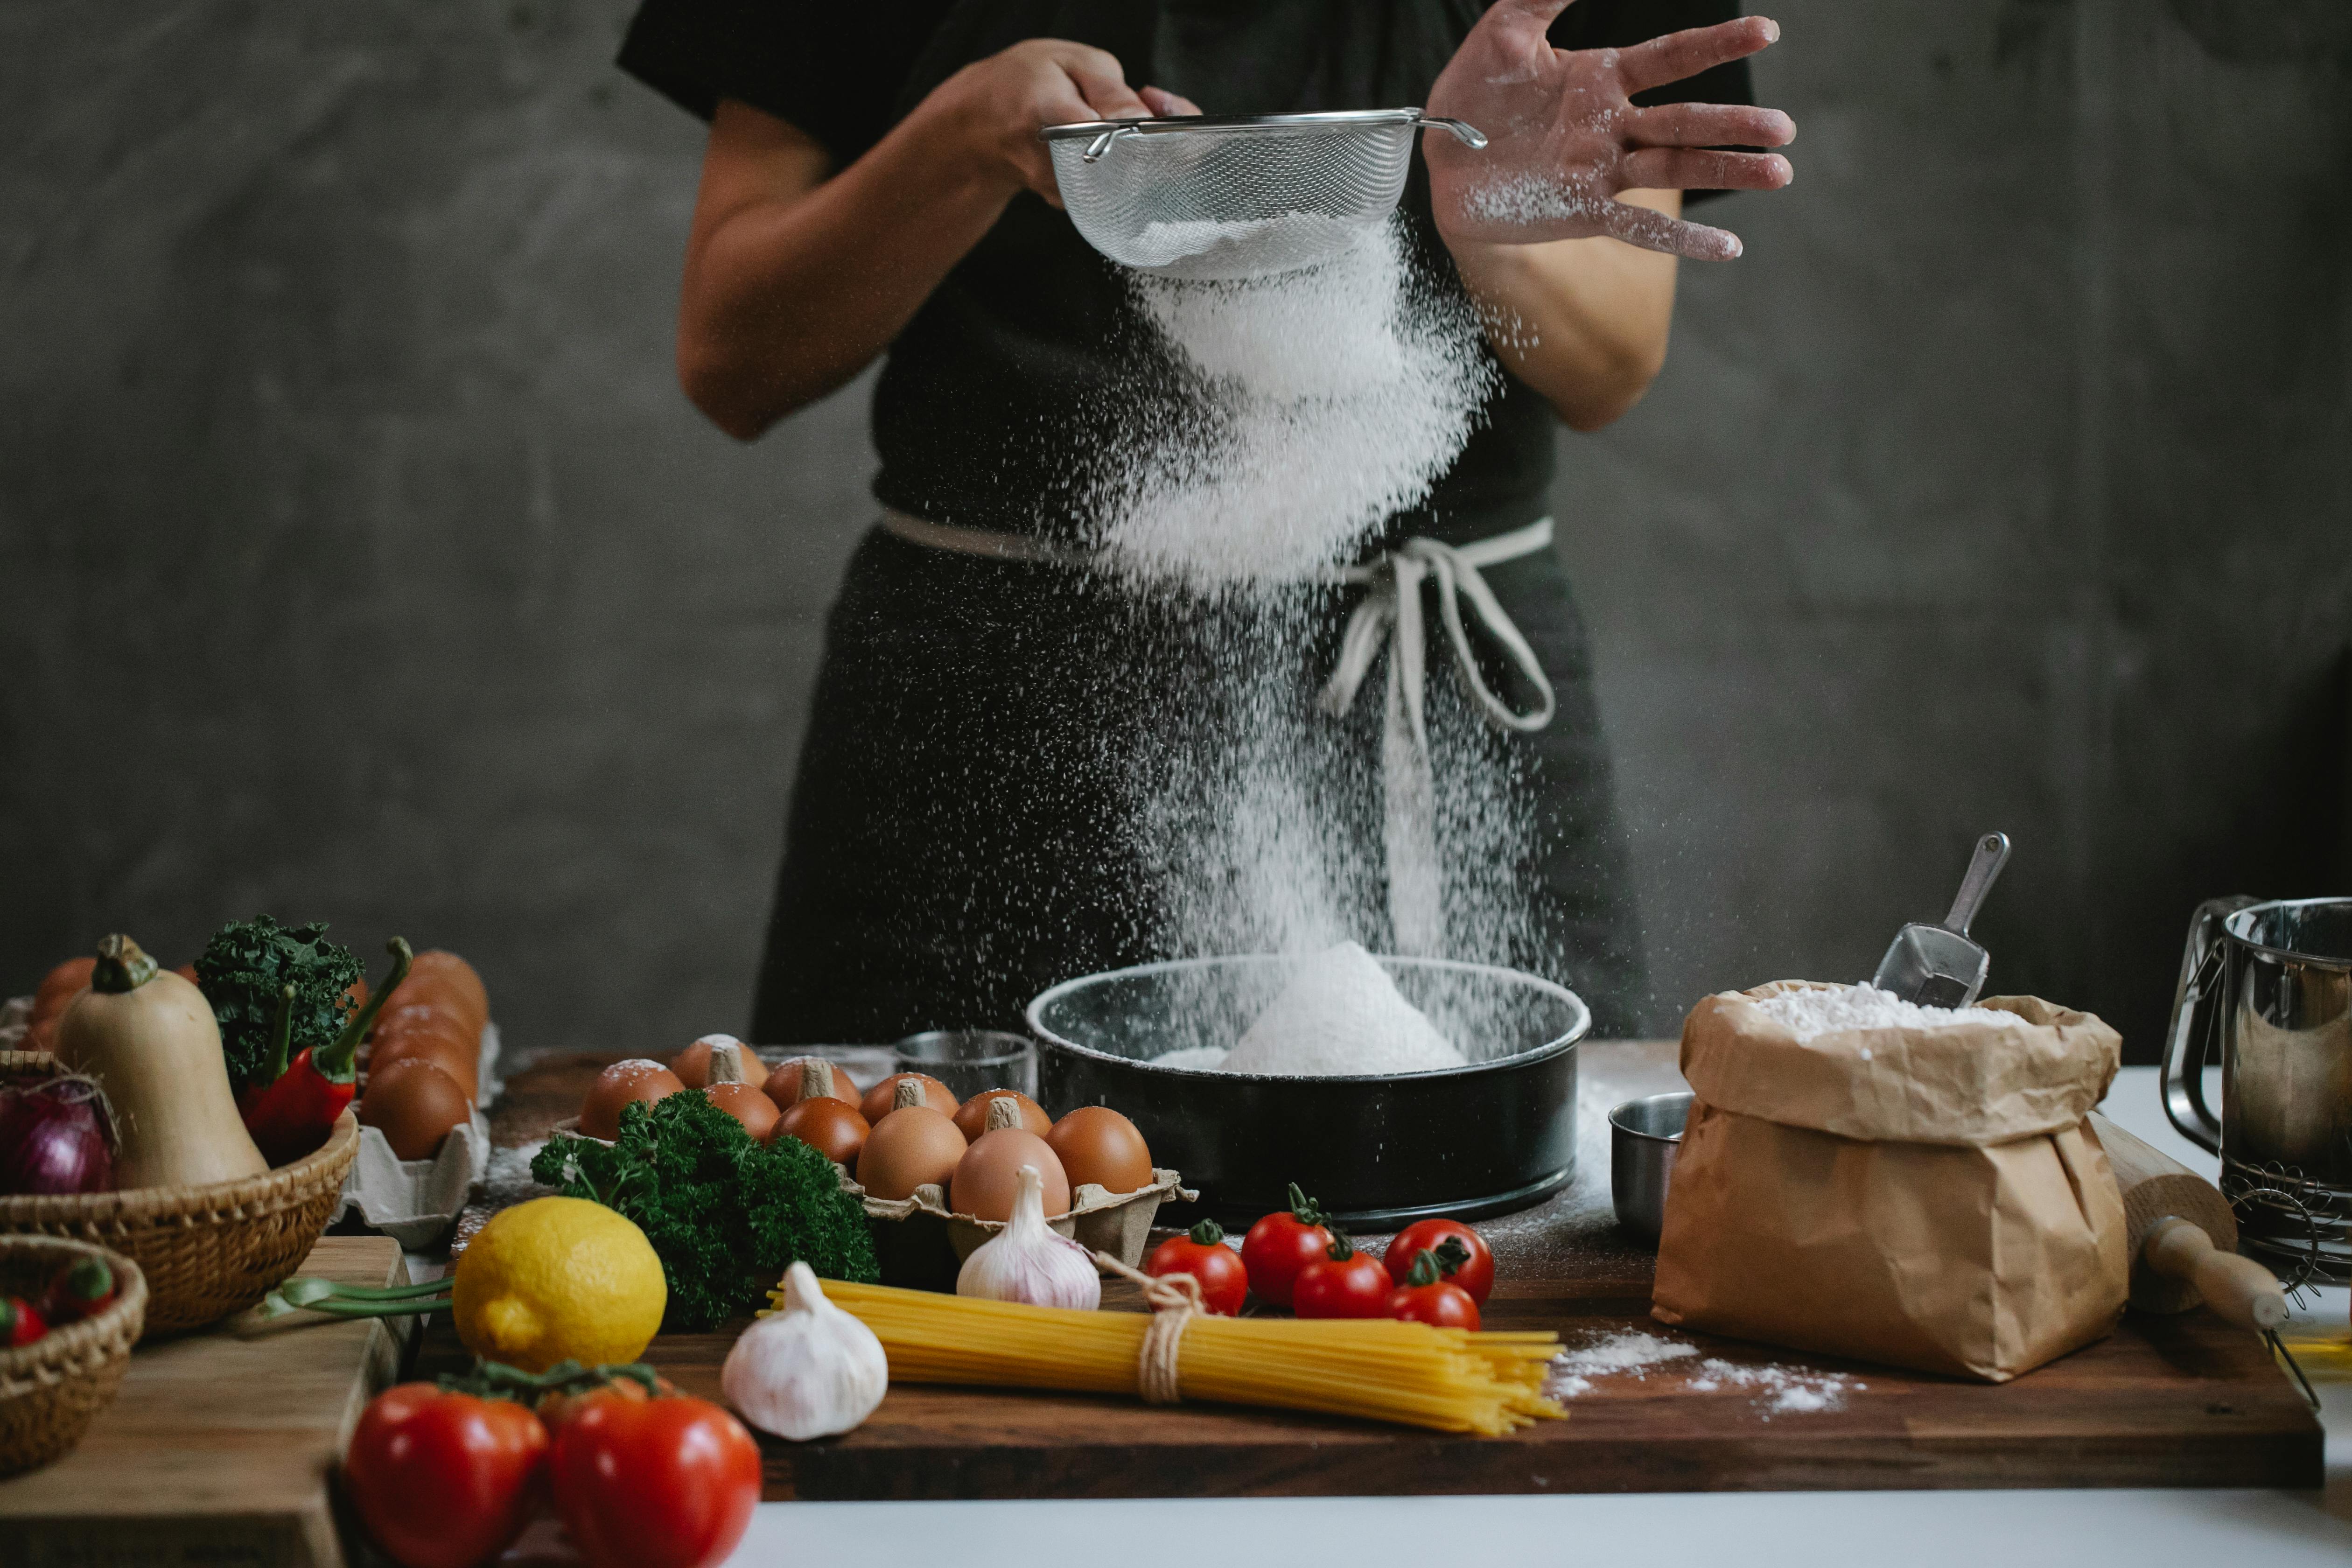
[1085,218,1555,1066]
[1093,218,1496,588]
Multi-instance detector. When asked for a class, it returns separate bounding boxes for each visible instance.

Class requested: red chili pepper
[38,1256,117,1326]
[2,1297,48,1348]
[242,939,412,1166]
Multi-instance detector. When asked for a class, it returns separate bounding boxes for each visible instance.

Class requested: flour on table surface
[1546,1330,1700,1397]
[1545,1330,1862,1416]
[1751,981,2027,1041]
[1684,1356,1865,1417]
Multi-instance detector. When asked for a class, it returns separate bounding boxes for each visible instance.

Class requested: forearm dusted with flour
[1444,190,1682,432]
[678,43,1189,440]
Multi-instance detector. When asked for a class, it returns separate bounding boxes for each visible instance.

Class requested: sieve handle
[1415,115,1488,150]
[1080,124,1139,163]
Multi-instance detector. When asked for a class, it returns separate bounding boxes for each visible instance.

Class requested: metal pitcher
[2164,896,2352,1282]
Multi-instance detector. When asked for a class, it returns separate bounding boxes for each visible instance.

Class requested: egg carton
[330,1020,503,1250]
[848,1169,1195,1291]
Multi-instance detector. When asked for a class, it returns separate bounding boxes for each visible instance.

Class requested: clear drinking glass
[892,1029,1036,1101]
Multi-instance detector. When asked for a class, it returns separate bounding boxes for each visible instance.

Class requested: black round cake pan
[1028,954,1588,1229]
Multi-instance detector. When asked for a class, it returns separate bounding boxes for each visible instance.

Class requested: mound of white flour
[1751,982,2027,1041]
[1220,942,1465,1076]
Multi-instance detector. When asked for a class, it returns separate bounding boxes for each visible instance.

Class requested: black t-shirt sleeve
[616,0,954,165]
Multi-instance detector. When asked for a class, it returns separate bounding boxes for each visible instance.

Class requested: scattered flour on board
[1545,1331,1864,1417]
[1750,982,2027,1041]
[1546,1330,1698,1396]
[1153,941,1465,1076]
[1684,1356,1866,1417]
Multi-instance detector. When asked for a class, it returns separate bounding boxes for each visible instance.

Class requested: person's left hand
[1426,0,1796,260]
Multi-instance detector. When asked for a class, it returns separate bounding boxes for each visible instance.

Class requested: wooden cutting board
[426,1047,2325,1499]
[0,1235,410,1568]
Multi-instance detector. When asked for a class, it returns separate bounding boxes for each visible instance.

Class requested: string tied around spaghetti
[1094,1252,1202,1405]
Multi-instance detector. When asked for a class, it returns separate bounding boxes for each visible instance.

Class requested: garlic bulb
[721,1261,888,1441]
[956,1163,1101,1310]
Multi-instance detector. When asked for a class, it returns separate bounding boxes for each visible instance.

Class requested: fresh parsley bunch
[532,1090,879,1330]
[194,916,365,1091]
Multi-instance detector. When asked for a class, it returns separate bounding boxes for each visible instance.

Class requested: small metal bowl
[1609,1092,1691,1242]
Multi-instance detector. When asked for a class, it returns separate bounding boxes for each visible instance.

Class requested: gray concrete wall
[3,1,2346,1061]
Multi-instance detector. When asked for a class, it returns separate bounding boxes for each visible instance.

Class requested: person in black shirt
[616,1,1796,1042]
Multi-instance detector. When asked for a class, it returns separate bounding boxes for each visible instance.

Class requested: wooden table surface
[0,1235,409,1568]
[420,1043,2325,1499]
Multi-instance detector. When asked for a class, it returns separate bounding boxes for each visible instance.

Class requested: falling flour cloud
[1093,218,1497,588]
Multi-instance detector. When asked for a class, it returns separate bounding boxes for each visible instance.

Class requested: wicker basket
[0,1235,147,1476]
[0,1051,358,1335]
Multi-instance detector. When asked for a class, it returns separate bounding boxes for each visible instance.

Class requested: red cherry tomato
[2,1297,46,1347]
[1291,1233,1393,1319]
[1147,1218,1249,1316]
[1384,1247,1482,1329]
[1239,1183,1334,1309]
[549,1391,762,1568]
[1383,1218,1494,1305]
[344,1384,548,1568]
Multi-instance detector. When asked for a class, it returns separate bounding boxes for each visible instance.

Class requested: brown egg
[671,1035,769,1092]
[1045,1106,1153,1195]
[776,1096,870,1166]
[405,951,489,1028]
[374,1000,468,1039]
[580,1058,684,1140]
[360,1058,473,1160]
[952,1090,1051,1142]
[859,1072,958,1125]
[855,1105,966,1200]
[951,1129,1071,1221]
[370,1021,479,1102]
[705,1081,779,1141]
[766,1057,860,1110]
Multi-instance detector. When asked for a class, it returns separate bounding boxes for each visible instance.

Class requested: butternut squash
[56,934,268,1189]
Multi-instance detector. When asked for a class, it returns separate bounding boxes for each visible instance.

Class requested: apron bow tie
[1316,518,1559,953]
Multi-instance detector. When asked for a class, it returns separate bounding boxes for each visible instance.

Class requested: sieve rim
[1038,108,1429,142]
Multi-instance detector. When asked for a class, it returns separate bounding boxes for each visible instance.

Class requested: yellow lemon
[452,1197,665,1372]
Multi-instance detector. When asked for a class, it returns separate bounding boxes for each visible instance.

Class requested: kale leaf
[531,1090,878,1330]
[194,916,364,1091]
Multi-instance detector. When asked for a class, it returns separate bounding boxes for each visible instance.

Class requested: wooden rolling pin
[2088,1111,2287,1331]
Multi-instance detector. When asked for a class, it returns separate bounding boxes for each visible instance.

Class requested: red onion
[0,1075,116,1195]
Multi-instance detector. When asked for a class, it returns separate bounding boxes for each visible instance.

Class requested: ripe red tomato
[1383,1218,1494,1304]
[1384,1246,1482,1329]
[1147,1219,1249,1315]
[344,1384,548,1568]
[1291,1234,1393,1319]
[1239,1183,1334,1308]
[548,1391,762,1568]
[2,1298,46,1347]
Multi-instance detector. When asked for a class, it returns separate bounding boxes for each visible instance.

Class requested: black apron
[749,0,1652,1041]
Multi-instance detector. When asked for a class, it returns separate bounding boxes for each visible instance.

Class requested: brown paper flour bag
[1652,982,2128,1382]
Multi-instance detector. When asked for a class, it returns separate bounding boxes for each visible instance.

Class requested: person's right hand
[926,40,1199,210]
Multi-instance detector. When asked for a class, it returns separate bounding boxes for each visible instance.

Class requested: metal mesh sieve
[1040,110,1485,282]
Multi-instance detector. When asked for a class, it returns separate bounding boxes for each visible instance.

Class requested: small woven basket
[0,1235,147,1476]
[0,1051,358,1335]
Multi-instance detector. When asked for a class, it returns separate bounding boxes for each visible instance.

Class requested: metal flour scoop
[1869,832,2012,1007]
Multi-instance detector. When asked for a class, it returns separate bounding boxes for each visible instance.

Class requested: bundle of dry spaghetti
[797,1276,1564,1435]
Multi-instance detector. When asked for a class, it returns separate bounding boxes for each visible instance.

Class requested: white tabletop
[719,1067,2352,1567]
